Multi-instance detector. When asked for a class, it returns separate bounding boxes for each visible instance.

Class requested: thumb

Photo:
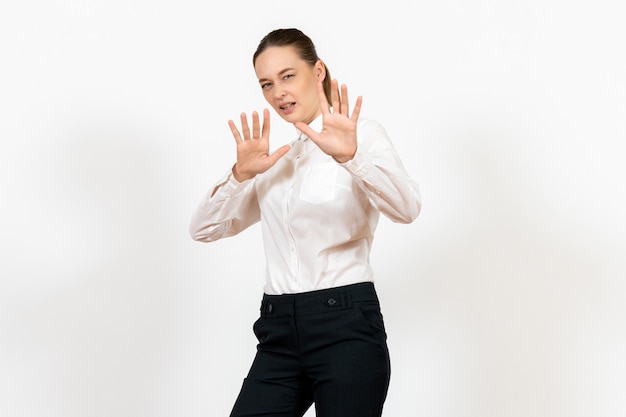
[266,144,291,165]
[295,122,318,140]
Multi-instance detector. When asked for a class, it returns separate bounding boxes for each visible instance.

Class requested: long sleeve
[190,116,421,294]
[340,119,421,223]
[189,170,261,242]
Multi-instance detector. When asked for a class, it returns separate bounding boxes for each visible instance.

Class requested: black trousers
[230,282,391,417]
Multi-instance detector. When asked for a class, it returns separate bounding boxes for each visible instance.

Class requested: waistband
[260,282,379,318]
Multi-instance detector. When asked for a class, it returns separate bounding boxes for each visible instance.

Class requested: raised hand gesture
[228,108,291,182]
[295,79,362,163]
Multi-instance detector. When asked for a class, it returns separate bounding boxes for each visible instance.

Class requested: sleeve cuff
[339,145,372,178]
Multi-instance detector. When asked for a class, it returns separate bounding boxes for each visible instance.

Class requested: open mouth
[280,102,295,110]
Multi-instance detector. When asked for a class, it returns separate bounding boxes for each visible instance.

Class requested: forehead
[254,46,307,77]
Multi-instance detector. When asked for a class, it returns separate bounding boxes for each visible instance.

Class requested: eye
[283,74,294,80]
[260,82,272,89]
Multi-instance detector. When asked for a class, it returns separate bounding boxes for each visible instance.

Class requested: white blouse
[189,115,421,295]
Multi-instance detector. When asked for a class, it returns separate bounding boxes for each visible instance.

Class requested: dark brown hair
[253,28,332,105]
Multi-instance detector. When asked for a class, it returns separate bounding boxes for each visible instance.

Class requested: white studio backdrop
[1,1,625,416]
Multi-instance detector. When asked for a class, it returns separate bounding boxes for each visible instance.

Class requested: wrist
[333,146,357,164]
[232,164,255,182]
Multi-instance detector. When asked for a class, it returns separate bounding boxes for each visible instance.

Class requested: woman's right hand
[228,108,291,182]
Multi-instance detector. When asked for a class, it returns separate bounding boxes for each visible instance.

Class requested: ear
[315,60,326,81]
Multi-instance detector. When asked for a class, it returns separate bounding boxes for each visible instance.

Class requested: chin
[275,114,293,123]
[277,112,299,124]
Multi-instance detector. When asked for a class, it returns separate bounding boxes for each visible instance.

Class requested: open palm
[295,79,362,163]
[229,109,290,181]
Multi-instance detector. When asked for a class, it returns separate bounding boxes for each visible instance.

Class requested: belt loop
[344,292,353,309]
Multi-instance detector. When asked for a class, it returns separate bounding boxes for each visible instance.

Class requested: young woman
[190,28,421,417]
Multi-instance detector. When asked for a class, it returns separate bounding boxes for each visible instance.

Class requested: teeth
[281,103,294,110]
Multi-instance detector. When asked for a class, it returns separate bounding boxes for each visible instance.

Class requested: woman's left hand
[295,79,362,163]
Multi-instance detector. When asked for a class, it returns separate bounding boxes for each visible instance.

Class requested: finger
[228,120,243,144]
[350,95,363,122]
[261,108,270,139]
[294,121,320,142]
[252,111,260,139]
[340,84,349,116]
[317,81,330,114]
[331,79,340,112]
[257,144,290,173]
[240,113,251,140]
[267,144,291,164]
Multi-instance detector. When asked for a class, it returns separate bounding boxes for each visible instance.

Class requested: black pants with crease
[229,282,391,417]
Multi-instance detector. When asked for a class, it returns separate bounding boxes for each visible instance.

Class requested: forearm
[189,170,260,242]
[340,120,421,223]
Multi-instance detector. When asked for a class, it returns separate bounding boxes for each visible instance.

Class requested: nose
[274,86,287,99]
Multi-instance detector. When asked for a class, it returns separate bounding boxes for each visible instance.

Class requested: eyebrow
[258,68,295,84]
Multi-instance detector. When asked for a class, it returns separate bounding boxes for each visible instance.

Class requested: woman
[190,28,421,417]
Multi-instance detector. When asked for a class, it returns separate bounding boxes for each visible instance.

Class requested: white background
[1,1,625,416]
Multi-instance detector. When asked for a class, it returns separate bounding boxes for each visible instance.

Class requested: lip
[279,102,296,115]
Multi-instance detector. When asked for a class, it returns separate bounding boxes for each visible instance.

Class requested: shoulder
[357,117,383,129]
[356,118,392,144]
